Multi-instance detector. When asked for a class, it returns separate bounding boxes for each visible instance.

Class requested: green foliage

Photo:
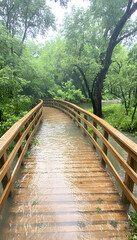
[49,79,85,103]
[110,220,118,228]
[102,93,116,101]
[0,0,55,43]
[77,221,86,228]
[63,7,102,96]
[1,0,137,137]
[97,198,103,203]
[90,0,128,36]
[25,151,30,159]
[96,207,102,213]
[102,104,137,132]
[37,223,45,229]
[104,44,137,120]
[32,200,39,206]
[0,66,32,137]
[128,212,137,240]
[31,137,40,146]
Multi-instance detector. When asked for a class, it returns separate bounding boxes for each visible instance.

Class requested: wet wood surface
[0,107,130,239]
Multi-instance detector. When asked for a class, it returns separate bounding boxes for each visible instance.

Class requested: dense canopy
[0,0,137,137]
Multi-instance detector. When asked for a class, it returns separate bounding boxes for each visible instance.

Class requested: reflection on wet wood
[1,107,130,240]
[45,99,137,211]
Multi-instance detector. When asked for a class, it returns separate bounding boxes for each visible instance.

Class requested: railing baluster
[15,131,24,166]
[93,121,97,149]
[0,100,43,213]
[84,114,87,131]
[0,151,13,196]
[101,130,108,167]
[31,115,35,131]
[73,108,76,120]
[24,99,137,211]
[77,111,81,125]
[122,154,137,204]
[25,121,30,141]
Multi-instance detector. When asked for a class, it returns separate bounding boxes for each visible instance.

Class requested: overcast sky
[36,0,90,43]
[48,0,89,24]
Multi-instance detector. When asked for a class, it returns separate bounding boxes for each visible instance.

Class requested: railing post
[0,151,13,196]
[122,154,137,204]
[25,121,30,141]
[72,108,76,120]
[15,131,24,166]
[84,114,87,132]
[31,114,35,131]
[101,130,108,167]
[77,111,81,126]
[92,121,97,149]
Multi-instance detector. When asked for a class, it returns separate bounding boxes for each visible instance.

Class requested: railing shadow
[44,99,137,212]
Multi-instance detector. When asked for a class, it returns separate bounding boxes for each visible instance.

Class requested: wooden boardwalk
[0,107,130,239]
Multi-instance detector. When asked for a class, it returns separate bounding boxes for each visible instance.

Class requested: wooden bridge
[0,99,137,239]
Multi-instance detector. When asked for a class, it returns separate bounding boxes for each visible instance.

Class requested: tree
[90,0,137,116]
[0,0,55,43]
[104,43,137,125]
[0,66,32,136]
[63,7,101,103]
[62,1,137,117]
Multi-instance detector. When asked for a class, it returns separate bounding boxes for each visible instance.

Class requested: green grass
[102,93,117,101]
[87,104,137,134]
[102,104,137,133]
[128,212,137,240]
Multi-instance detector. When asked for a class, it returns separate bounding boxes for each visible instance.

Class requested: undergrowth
[87,104,137,135]
[102,104,137,134]
[128,212,137,240]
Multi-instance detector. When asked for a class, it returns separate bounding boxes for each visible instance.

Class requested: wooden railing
[0,100,43,213]
[45,99,137,212]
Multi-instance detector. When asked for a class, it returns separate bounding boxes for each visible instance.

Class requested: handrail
[45,99,137,212]
[0,99,43,213]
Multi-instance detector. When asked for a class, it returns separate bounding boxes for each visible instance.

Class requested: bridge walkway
[0,107,130,239]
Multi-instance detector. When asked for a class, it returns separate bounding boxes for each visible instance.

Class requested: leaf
[96,207,102,213]
[32,200,38,206]
[37,223,45,228]
[77,221,86,228]
[110,220,117,228]
[97,198,103,203]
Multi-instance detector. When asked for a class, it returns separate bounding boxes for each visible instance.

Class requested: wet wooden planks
[0,107,130,239]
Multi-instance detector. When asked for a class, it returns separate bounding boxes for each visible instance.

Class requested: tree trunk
[91,1,137,117]
[94,85,102,117]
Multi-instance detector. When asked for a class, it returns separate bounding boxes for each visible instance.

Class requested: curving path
[0,107,130,239]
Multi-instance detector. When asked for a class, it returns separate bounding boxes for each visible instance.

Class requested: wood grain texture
[0,107,130,240]
[45,99,137,211]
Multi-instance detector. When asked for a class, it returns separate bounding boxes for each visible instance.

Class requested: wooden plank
[0,108,42,182]
[122,154,137,203]
[9,203,127,214]
[0,231,129,240]
[2,223,129,234]
[50,99,137,157]
[12,193,120,203]
[0,110,43,213]
[0,107,130,239]
[0,151,13,196]
[0,232,130,240]
[6,211,128,224]
[0,100,43,158]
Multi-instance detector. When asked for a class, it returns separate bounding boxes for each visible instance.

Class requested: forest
[0,0,137,138]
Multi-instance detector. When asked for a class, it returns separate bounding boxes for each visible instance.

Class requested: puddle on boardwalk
[0,107,130,240]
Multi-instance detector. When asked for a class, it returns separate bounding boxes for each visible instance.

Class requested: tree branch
[116,26,137,44]
[126,0,132,12]
[108,1,137,50]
